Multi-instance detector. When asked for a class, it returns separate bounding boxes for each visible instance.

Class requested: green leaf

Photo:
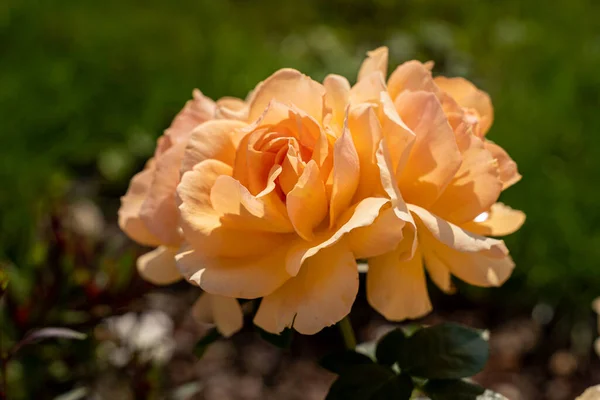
[326,365,413,400]
[0,267,8,297]
[401,323,489,379]
[194,328,222,358]
[424,379,485,400]
[320,350,374,374]
[256,326,293,349]
[375,329,407,366]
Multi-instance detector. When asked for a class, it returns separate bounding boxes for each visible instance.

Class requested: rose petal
[434,77,494,135]
[324,74,351,134]
[395,91,462,208]
[287,160,328,241]
[118,163,162,247]
[137,246,182,285]
[347,205,405,259]
[254,241,358,334]
[165,89,216,144]
[367,246,432,321]
[484,140,522,190]
[460,203,526,237]
[215,97,248,121]
[387,60,439,102]
[248,69,326,122]
[329,126,360,227]
[412,205,515,287]
[191,294,244,337]
[357,46,389,82]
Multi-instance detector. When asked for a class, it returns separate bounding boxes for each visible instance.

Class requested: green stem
[338,316,357,350]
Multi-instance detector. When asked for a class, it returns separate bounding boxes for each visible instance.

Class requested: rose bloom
[347,47,525,321]
[175,68,415,334]
[118,90,246,337]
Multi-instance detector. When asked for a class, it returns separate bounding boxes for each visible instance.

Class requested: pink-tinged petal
[434,77,494,135]
[329,127,360,227]
[387,61,439,102]
[136,246,182,285]
[324,74,351,134]
[254,241,358,334]
[367,246,432,321]
[411,205,515,287]
[139,142,186,247]
[287,160,328,241]
[395,91,462,208]
[118,163,161,247]
[248,69,326,122]
[210,175,293,233]
[165,89,217,144]
[286,197,390,276]
[215,97,248,121]
[430,135,502,224]
[177,244,291,299]
[191,294,244,337]
[177,160,286,257]
[460,203,526,237]
[357,47,389,82]
[484,140,522,190]
[181,120,248,174]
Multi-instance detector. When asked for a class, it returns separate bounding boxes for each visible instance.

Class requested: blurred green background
[1,0,600,398]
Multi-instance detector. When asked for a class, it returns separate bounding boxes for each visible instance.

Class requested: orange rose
[118,89,245,337]
[175,69,411,334]
[351,47,525,321]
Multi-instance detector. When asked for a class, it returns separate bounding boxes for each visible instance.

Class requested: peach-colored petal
[136,246,182,285]
[191,293,244,337]
[165,89,216,144]
[434,77,494,135]
[357,46,389,82]
[118,163,162,247]
[254,242,358,334]
[349,71,388,105]
[378,92,416,174]
[484,140,522,190]
[215,97,248,121]
[248,69,326,122]
[412,205,515,287]
[181,120,248,174]
[422,249,455,294]
[178,160,287,257]
[329,126,360,227]
[387,60,439,102]
[177,243,291,299]
[286,196,390,276]
[395,91,462,208]
[461,203,526,237]
[367,246,432,321]
[430,135,502,224]
[287,160,328,241]
[347,205,405,259]
[139,142,186,246]
[324,74,351,133]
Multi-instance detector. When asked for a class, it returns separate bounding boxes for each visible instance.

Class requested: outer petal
[178,160,286,257]
[484,140,522,190]
[137,246,182,285]
[215,97,248,121]
[324,74,351,133]
[357,46,389,82]
[348,205,405,259]
[191,294,244,338]
[287,160,328,241]
[254,241,358,334]
[460,203,526,237]
[118,163,161,247]
[248,69,326,122]
[367,246,432,321]
[164,89,216,144]
[181,120,248,174]
[395,91,462,208]
[430,135,502,224]
[434,77,494,136]
[412,205,515,287]
[177,243,291,299]
[387,60,439,102]
[329,126,360,227]
[139,142,186,246]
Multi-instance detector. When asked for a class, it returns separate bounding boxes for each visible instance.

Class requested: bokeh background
[2,0,600,398]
